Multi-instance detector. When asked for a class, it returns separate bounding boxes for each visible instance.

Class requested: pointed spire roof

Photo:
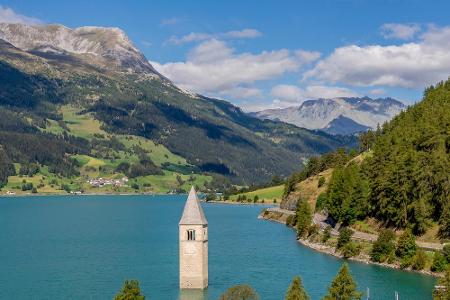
[179,186,208,225]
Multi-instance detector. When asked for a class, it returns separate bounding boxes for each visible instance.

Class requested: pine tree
[326,166,346,222]
[296,199,312,238]
[396,230,417,259]
[285,276,310,300]
[323,263,362,300]
[114,280,145,300]
[439,205,450,239]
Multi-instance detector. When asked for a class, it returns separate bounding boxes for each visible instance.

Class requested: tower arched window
[187,229,196,241]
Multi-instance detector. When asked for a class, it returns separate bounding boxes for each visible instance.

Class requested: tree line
[114,264,450,299]
[113,263,368,300]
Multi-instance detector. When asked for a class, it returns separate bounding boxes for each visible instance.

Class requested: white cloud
[381,23,421,40]
[304,25,450,89]
[167,28,262,45]
[241,85,359,111]
[152,39,319,98]
[219,87,262,99]
[0,6,42,24]
[295,50,321,64]
[271,85,303,103]
[187,39,233,63]
[270,84,359,107]
[302,85,359,99]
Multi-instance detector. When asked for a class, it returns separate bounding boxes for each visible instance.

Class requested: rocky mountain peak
[251,96,406,135]
[0,23,161,75]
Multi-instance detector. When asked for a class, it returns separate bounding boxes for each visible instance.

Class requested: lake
[0,195,436,299]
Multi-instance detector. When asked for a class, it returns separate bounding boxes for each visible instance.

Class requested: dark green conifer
[285,276,310,300]
[323,263,362,300]
[296,199,312,238]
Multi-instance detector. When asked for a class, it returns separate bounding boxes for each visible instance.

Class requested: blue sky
[2,0,450,110]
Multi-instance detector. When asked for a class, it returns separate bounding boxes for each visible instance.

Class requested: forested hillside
[283,79,450,239]
[0,24,355,192]
[364,80,450,237]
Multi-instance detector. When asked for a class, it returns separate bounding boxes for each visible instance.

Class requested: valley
[0,24,355,195]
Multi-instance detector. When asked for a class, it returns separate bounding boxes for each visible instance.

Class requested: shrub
[61,184,71,193]
[253,195,259,203]
[315,192,328,212]
[322,226,332,243]
[431,252,448,272]
[318,176,326,188]
[115,162,130,174]
[21,182,33,191]
[31,187,38,194]
[219,284,259,300]
[337,228,353,249]
[205,193,217,201]
[286,215,295,227]
[443,244,450,262]
[412,250,427,270]
[370,229,396,263]
[396,230,417,259]
[400,256,413,269]
[342,242,361,258]
[307,224,320,237]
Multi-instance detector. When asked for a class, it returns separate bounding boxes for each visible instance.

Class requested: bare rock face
[0,23,161,75]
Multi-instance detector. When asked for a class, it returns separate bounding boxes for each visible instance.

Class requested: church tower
[179,186,208,289]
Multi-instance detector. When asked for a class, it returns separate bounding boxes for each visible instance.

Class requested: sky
[2,0,450,111]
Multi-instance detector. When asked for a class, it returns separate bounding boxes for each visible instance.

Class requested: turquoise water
[0,195,436,300]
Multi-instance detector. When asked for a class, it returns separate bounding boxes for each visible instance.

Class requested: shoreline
[297,237,442,278]
[206,200,276,206]
[259,211,443,278]
[0,192,182,198]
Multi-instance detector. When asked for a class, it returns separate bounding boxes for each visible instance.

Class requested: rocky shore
[259,208,443,278]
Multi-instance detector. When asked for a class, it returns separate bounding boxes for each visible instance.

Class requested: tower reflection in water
[179,289,208,300]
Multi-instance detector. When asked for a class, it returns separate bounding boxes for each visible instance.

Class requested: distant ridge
[251,97,406,135]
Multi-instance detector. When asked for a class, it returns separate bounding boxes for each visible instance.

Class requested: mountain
[0,23,161,75]
[251,97,406,135]
[0,23,355,190]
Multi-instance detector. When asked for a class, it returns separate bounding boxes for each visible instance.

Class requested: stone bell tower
[179,186,208,289]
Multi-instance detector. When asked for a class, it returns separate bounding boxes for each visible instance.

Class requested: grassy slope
[229,184,284,203]
[3,105,211,195]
